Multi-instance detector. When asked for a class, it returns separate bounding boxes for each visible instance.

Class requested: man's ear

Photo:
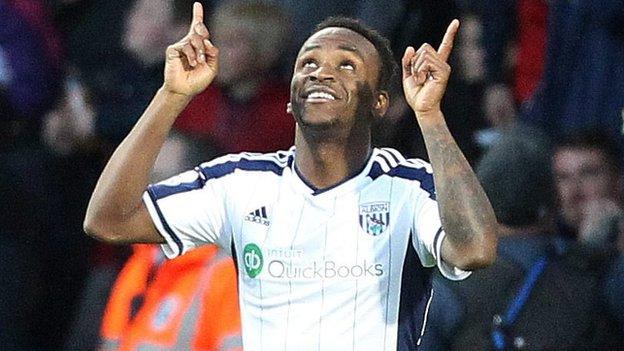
[287,102,292,114]
[372,91,389,117]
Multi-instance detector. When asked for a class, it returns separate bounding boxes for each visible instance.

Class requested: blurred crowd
[1,0,623,350]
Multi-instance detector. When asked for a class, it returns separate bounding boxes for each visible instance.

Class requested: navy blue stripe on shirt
[150,157,286,201]
[380,148,401,165]
[433,227,444,259]
[367,161,436,200]
[148,176,205,200]
[286,154,294,167]
[367,161,385,180]
[382,148,403,164]
[146,188,184,255]
[199,158,285,180]
[388,165,436,200]
[377,152,396,168]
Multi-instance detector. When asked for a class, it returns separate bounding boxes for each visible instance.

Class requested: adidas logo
[245,206,270,226]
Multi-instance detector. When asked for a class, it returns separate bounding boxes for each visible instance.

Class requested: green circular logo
[243,243,263,278]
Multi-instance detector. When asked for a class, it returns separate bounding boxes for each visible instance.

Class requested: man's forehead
[300,27,377,57]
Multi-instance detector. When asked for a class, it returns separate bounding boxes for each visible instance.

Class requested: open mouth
[302,86,339,103]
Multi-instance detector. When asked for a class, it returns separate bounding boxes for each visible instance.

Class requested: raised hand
[163,2,219,97]
[402,20,459,115]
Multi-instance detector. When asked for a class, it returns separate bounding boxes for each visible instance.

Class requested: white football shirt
[143,147,469,351]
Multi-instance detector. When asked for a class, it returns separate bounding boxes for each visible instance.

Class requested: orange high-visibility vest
[99,244,241,351]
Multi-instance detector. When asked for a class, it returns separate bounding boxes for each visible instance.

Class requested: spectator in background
[51,0,212,147]
[522,0,624,151]
[92,0,202,145]
[59,2,216,349]
[479,0,548,106]
[43,72,132,351]
[63,123,216,351]
[553,130,623,244]
[381,0,485,163]
[93,119,240,351]
[52,0,132,84]
[0,0,61,123]
[423,124,624,350]
[552,129,624,336]
[99,244,241,351]
[50,0,133,144]
[0,1,68,349]
[472,0,549,151]
[174,0,294,153]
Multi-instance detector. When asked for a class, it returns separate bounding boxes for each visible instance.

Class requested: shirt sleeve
[142,166,231,259]
[408,160,471,281]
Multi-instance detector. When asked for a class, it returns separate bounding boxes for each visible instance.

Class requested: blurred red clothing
[100,244,241,351]
[515,0,548,102]
[175,81,295,153]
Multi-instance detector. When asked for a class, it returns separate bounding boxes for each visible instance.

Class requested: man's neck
[294,129,371,190]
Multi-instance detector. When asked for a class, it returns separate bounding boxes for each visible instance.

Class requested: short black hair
[313,17,398,93]
[476,124,555,227]
[555,129,622,172]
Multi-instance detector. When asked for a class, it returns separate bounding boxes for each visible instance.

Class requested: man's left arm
[402,20,497,270]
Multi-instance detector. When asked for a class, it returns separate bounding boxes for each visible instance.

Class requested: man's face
[289,27,382,132]
[553,146,620,229]
[123,0,181,66]
[212,24,257,86]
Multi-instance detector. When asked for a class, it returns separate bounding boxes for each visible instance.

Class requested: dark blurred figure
[553,130,623,244]
[174,0,295,153]
[475,0,548,150]
[522,0,624,152]
[52,0,212,146]
[479,0,548,104]
[0,1,68,350]
[56,2,214,349]
[0,0,62,120]
[553,130,624,333]
[274,0,404,76]
[379,1,484,163]
[422,124,624,350]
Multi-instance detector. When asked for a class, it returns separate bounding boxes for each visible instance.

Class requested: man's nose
[309,65,335,82]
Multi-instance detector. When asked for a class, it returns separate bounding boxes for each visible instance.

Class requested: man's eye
[303,61,318,69]
[340,62,355,71]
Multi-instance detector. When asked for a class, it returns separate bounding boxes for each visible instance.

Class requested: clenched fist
[163,2,219,97]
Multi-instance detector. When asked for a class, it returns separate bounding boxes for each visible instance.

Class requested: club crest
[359,202,390,236]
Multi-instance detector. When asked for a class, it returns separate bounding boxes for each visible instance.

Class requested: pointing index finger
[437,19,460,62]
[191,2,204,26]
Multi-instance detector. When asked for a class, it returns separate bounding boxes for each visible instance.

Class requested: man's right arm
[83,2,218,244]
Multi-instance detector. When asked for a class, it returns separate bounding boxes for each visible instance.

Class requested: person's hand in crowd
[42,76,95,155]
[578,199,624,248]
[402,20,459,115]
[163,2,218,97]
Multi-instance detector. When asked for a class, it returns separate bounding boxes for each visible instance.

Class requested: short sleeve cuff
[435,229,471,281]
[142,191,183,259]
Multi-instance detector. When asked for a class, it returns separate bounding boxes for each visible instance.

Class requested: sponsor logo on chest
[242,243,384,280]
[244,206,270,226]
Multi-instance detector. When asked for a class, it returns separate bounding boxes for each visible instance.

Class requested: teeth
[307,91,335,100]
